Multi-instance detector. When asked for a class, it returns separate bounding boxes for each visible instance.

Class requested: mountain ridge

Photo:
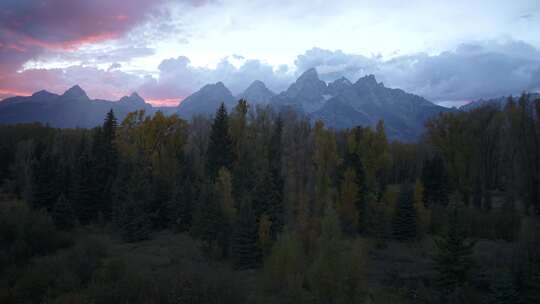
[1,69,455,140]
[0,86,166,128]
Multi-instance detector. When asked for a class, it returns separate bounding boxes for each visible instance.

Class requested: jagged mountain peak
[354,74,380,87]
[296,68,320,83]
[32,89,55,98]
[62,85,89,99]
[246,80,267,89]
[177,82,235,117]
[119,92,145,105]
[239,80,275,104]
[334,76,352,85]
[200,81,231,93]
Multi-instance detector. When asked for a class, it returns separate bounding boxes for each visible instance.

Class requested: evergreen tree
[433,207,475,297]
[118,164,153,242]
[119,201,152,242]
[422,155,450,207]
[414,179,430,236]
[152,176,174,228]
[252,169,273,219]
[393,183,417,241]
[70,137,97,224]
[344,130,368,233]
[489,270,519,304]
[338,168,360,235]
[526,258,540,304]
[191,183,228,256]
[52,193,76,229]
[164,152,197,231]
[268,115,285,239]
[207,103,234,180]
[30,143,61,211]
[90,110,119,219]
[231,202,261,269]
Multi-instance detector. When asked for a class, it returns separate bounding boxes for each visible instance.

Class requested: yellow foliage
[216,167,236,223]
[117,110,187,180]
[414,179,431,234]
[258,213,272,253]
[338,168,359,234]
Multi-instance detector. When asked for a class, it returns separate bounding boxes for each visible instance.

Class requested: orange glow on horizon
[19,32,121,51]
[146,98,181,107]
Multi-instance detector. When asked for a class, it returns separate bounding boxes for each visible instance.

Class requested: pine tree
[422,155,450,207]
[118,165,153,242]
[207,103,234,180]
[414,179,430,236]
[30,144,61,211]
[526,258,540,304]
[90,110,119,219]
[252,169,273,220]
[489,270,519,304]
[231,202,261,269]
[338,168,360,235]
[70,137,97,224]
[191,183,228,256]
[52,193,76,229]
[120,202,152,242]
[344,130,368,233]
[433,207,475,296]
[165,153,197,232]
[268,115,285,239]
[393,183,417,241]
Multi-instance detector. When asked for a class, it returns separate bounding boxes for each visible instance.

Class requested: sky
[0,0,539,107]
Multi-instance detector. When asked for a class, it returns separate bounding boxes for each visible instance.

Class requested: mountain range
[1,68,461,140]
[459,92,540,111]
[174,68,451,139]
[0,85,172,128]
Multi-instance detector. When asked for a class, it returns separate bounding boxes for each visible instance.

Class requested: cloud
[0,0,166,73]
[294,40,540,103]
[379,40,540,101]
[2,40,539,107]
[138,56,294,101]
[0,66,146,100]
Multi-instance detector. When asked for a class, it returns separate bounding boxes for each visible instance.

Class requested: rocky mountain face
[177,82,235,118]
[0,68,454,140]
[270,69,450,140]
[0,86,158,128]
[237,80,276,104]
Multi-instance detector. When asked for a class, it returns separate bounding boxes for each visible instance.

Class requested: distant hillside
[460,92,540,111]
[1,69,455,140]
[0,86,173,128]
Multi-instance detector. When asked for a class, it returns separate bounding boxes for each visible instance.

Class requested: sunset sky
[1,0,539,106]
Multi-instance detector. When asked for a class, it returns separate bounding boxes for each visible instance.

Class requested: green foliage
[52,193,77,229]
[433,207,475,296]
[337,168,360,235]
[70,136,98,224]
[0,200,72,270]
[489,270,519,304]
[30,143,62,211]
[393,183,417,241]
[191,183,228,256]
[231,202,261,269]
[1,97,539,304]
[421,155,449,207]
[526,258,540,304]
[207,103,234,179]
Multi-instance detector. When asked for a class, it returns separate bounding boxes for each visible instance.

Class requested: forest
[0,94,539,304]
